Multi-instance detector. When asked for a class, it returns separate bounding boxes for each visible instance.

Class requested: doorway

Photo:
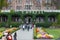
[24,17,32,24]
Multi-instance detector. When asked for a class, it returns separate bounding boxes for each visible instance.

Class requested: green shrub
[10,22,21,27]
[10,9,15,13]
[35,22,52,28]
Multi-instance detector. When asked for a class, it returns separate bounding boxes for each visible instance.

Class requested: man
[13,32,17,40]
[27,24,30,31]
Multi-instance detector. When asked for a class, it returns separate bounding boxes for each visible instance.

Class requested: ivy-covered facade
[0,11,59,28]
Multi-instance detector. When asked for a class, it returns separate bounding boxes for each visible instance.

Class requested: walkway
[12,29,33,40]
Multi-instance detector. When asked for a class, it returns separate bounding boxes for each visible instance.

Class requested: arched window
[0,15,8,22]
[48,16,56,22]
[36,15,45,23]
[11,14,20,22]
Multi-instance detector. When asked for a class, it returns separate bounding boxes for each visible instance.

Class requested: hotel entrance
[24,14,32,24]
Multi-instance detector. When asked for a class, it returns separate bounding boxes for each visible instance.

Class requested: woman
[6,32,12,40]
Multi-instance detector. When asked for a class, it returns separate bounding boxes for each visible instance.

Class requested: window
[48,16,55,22]
[46,5,51,9]
[18,0,22,3]
[36,0,42,3]
[2,17,7,22]
[25,5,32,10]
[7,6,12,10]
[45,0,51,3]
[16,6,21,10]
[12,15,20,22]
[8,0,12,3]
[26,0,31,4]
[39,17,44,22]
[36,16,44,23]
[0,16,8,22]
[36,6,41,10]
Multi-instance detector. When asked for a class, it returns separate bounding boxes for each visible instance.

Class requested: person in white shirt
[22,25,25,31]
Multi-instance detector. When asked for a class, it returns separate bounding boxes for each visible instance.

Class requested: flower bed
[0,27,19,39]
[0,32,3,39]
[5,27,19,33]
[33,27,54,39]
[0,27,6,38]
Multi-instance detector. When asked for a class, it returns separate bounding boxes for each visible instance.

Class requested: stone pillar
[45,15,48,23]
[7,14,11,27]
[1,16,2,22]
[32,14,36,24]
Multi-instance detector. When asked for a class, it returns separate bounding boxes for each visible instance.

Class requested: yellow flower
[45,34,49,36]
[37,34,42,38]
[0,32,2,35]
[0,32,3,37]
[48,35,54,38]
[12,28,17,30]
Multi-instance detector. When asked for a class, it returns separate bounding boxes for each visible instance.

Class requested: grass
[45,28,60,40]
[0,27,6,32]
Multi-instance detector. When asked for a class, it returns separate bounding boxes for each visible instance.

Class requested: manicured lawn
[45,28,60,40]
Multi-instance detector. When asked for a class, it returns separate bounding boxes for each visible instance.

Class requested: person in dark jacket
[13,32,17,40]
[27,25,30,31]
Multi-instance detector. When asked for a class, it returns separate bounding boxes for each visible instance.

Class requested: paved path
[0,29,33,40]
[12,29,33,40]
[0,39,1,40]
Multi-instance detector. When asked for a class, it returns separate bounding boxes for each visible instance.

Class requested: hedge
[35,22,52,28]
[0,11,59,27]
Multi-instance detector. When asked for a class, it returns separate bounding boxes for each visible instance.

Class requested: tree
[0,0,8,10]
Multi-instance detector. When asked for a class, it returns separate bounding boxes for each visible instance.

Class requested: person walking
[13,32,17,40]
[22,25,25,31]
[6,32,12,40]
[32,24,34,28]
[25,24,27,29]
[27,25,30,31]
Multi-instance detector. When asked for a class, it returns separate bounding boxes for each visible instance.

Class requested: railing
[1,10,60,12]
